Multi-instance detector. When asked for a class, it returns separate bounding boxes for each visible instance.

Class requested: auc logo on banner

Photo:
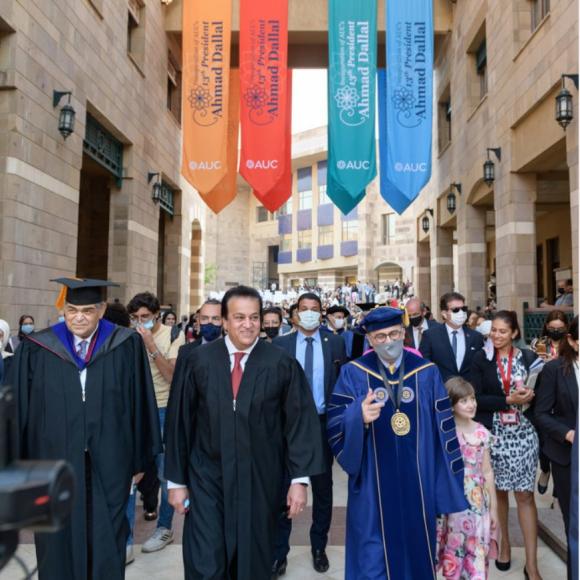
[188,20,226,127]
[242,19,282,126]
[189,161,223,171]
[337,160,371,171]
[333,20,372,128]
[245,159,279,170]
[392,21,428,129]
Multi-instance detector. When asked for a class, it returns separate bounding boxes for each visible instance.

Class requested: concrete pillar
[494,173,537,320]
[457,203,487,311]
[430,226,454,319]
[415,241,432,307]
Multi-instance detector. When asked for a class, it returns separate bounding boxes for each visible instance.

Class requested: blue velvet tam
[360,307,404,334]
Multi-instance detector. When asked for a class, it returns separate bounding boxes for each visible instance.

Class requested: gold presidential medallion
[391,411,411,436]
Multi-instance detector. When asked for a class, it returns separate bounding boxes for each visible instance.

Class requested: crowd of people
[0,277,577,580]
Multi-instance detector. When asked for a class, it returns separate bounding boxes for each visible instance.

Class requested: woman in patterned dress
[471,311,542,580]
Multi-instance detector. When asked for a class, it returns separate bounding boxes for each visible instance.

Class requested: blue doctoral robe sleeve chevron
[327,363,368,477]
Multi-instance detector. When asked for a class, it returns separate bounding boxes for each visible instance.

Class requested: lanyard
[377,355,405,411]
[496,348,514,395]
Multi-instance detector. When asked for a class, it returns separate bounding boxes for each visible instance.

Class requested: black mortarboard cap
[326,305,351,317]
[355,302,378,312]
[52,278,119,307]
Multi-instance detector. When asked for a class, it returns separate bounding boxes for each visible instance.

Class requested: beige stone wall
[415,0,578,318]
[0,0,205,328]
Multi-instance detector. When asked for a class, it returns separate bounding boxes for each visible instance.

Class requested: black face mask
[264,327,280,339]
[546,329,566,341]
[409,316,423,328]
[558,288,565,295]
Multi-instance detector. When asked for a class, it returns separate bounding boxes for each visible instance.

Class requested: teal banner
[328,0,377,212]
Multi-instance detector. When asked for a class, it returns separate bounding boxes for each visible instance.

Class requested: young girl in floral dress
[437,378,499,580]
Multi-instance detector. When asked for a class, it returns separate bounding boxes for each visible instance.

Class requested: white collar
[224,334,260,356]
[445,323,464,336]
[73,324,98,346]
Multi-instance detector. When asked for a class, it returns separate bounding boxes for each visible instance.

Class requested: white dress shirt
[412,318,429,349]
[73,326,98,401]
[445,324,466,370]
[169,335,309,489]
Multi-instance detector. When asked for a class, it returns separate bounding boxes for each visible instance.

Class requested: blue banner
[379,0,433,214]
[327,0,377,213]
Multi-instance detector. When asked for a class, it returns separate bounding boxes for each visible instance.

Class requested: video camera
[0,385,75,572]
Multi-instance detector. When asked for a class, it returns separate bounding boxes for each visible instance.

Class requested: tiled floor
[2,466,567,579]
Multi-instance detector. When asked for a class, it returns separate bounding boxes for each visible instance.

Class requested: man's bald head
[405,298,423,318]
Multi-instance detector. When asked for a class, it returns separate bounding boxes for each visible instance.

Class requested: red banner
[239,0,289,197]
[200,70,240,214]
[252,70,292,212]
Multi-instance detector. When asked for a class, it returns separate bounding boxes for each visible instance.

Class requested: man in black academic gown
[165,285,325,580]
[10,278,161,580]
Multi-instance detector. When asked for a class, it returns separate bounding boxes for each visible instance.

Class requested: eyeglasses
[370,329,404,343]
[449,306,468,313]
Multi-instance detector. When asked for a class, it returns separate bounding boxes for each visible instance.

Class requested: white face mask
[298,310,321,331]
[332,317,345,330]
[449,310,468,327]
[476,320,492,337]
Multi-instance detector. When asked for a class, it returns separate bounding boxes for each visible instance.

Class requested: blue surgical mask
[21,324,35,335]
[200,323,222,342]
[58,316,65,324]
[142,319,155,331]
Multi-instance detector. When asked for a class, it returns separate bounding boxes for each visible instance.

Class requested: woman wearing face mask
[471,311,542,579]
[262,307,283,342]
[7,314,35,354]
[535,316,578,580]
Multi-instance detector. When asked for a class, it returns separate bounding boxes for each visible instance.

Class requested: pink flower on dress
[469,486,484,510]
[447,532,463,551]
[462,444,477,462]
[465,535,478,556]
[461,516,475,536]
[440,552,460,580]
[464,556,479,576]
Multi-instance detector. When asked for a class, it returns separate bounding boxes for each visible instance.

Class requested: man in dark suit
[272,292,347,577]
[404,297,437,350]
[419,292,483,382]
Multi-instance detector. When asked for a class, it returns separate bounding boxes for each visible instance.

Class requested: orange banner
[252,70,292,212]
[240,0,289,197]
[181,0,231,194]
[200,69,240,214]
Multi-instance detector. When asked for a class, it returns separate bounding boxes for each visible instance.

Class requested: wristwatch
[148,350,160,360]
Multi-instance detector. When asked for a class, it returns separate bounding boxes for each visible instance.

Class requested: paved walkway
[3,466,567,579]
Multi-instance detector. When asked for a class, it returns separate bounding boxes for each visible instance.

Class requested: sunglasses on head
[450,306,468,313]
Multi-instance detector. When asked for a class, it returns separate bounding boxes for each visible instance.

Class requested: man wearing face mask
[272,293,346,576]
[127,291,185,554]
[420,292,484,382]
[262,306,283,341]
[404,298,437,350]
[321,305,354,358]
[327,307,468,579]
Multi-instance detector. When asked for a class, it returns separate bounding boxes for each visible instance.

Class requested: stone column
[494,173,537,320]
[566,112,579,307]
[415,241,432,307]
[430,226,454,319]
[457,203,487,310]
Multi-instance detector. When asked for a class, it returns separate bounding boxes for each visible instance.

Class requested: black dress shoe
[495,559,511,571]
[312,550,329,573]
[271,558,287,578]
[143,510,158,521]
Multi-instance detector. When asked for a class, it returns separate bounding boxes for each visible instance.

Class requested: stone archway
[189,219,203,312]
[375,262,404,292]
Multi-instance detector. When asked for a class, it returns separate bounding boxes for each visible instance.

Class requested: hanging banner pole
[239,0,289,199]
[181,0,232,194]
[327,0,377,210]
[379,0,433,214]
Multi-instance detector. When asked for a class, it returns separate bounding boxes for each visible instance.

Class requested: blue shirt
[296,329,325,414]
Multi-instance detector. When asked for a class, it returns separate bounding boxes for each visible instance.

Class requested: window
[280,234,292,252]
[531,0,550,31]
[342,221,358,242]
[167,53,182,123]
[475,40,487,100]
[127,0,145,72]
[298,230,312,249]
[298,167,313,210]
[381,214,396,245]
[276,198,292,217]
[438,85,451,153]
[317,161,331,205]
[256,206,269,223]
[319,225,334,246]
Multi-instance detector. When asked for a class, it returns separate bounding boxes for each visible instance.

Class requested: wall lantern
[421,209,434,234]
[148,172,162,203]
[447,182,462,214]
[556,74,579,130]
[52,91,75,139]
[483,148,501,186]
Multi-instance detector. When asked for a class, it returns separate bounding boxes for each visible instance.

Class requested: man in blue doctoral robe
[327,307,468,580]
